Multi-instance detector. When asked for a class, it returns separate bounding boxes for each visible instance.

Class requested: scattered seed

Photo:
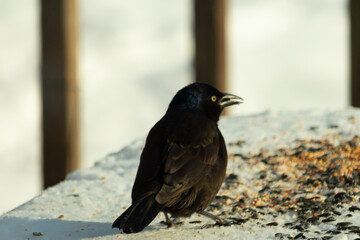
[209,136,360,237]
[349,206,360,212]
[266,222,278,226]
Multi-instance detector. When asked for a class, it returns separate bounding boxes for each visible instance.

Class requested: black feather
[112,194,163,233]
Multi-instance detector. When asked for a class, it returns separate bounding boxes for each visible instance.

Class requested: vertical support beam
[194,0,227,92]
[40,0,79,188]
[350,0,360,107]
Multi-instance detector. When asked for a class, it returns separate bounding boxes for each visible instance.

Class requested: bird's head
[168,83,243,122]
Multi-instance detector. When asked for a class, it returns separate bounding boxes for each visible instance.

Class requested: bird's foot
[199,211,226,224]
[199,211,231,228]
[162,220,184,228]
[161,212,183,228]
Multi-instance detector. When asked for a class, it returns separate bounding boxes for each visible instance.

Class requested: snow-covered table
[1,109,360,240]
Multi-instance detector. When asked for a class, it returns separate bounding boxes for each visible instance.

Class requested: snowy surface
[1,109,359,240]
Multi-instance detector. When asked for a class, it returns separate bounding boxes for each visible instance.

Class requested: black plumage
[112,83,243,233]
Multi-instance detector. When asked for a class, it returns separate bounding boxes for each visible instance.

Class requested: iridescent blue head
[168,83,243,122]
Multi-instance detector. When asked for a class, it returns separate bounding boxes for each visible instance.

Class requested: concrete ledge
[1,109,360,240]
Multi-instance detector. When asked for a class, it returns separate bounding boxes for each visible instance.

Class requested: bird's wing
[155,113,220,205]
[164,117,219,171]
[131,117,168,201]
[160,111,220,173]
[131,112,220,206]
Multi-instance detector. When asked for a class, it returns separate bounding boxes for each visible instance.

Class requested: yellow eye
[211,96,217,102]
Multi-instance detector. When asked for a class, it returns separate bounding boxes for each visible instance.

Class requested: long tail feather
[112,194,163,233]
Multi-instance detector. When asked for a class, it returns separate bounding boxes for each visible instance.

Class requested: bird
[112,83,243,233]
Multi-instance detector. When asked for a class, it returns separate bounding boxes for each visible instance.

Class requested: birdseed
[203,135,360,239]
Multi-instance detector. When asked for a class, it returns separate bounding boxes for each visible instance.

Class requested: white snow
[1,108,360,239]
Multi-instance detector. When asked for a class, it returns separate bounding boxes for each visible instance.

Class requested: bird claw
[160,220,184,228]
[161,212,183,228]
[199,211,227,223]
[201,220,232,229]
[201,223,215,229]
[160,220,173,228]
[198,210,234,228]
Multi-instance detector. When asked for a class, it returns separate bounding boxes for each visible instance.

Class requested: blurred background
[0,0,349,214]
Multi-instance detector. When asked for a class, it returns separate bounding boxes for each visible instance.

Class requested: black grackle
[112,83,243,233]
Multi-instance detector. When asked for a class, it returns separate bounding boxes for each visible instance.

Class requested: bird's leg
[161,212,184,228]
[199,211,226,225]
[164,212,174,227]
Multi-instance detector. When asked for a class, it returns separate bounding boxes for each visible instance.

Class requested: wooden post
[350,0,360,107]
[194,0,227,93]
[40,0,79,188]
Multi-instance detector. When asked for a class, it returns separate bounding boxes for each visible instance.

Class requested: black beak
[219,93,243,108]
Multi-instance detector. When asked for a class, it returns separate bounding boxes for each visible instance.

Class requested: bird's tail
[112,194,163,233]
